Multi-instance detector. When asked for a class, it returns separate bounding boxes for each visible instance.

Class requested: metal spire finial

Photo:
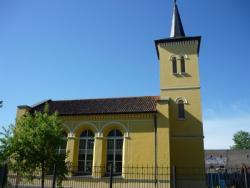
[170,0,185,38]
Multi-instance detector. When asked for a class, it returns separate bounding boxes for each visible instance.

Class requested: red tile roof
[30,96,160,115]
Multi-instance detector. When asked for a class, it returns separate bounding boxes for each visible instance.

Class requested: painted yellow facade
[157,39,204,167]
[155,37,205,187]
[61,113,159,168]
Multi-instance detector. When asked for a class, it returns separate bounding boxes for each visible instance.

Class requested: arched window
[58,132,68,158]
[78,130,94,175]
[107,129,123,175]
[46,132,67,175]
[178,100,185,119]
[180,56,186,73]
[172,57,177,74]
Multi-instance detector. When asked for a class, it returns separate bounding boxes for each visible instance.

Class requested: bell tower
[155,0,205,186]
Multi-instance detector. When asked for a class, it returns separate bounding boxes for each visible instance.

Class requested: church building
[17,1,205,187]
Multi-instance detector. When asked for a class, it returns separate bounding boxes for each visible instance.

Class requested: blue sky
[0,0,250,149]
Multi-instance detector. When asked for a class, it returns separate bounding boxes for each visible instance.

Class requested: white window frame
[106,129,123,175]
[78,130,94,175]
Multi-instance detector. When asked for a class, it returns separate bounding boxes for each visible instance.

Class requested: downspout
[154,112,158,186]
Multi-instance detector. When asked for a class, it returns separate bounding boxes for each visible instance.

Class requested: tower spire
[170,0,186,38]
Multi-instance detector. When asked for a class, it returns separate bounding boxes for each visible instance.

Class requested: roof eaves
[30,99,52,108]
[58,111,157,116]
[154,36,202,60]
[17,105,31,110]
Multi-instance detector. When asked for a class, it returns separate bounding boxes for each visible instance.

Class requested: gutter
[154,112,158,185]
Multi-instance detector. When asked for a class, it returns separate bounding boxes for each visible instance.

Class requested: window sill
[172,73,188,76]
[177,118,186,121]
[73,174,93,177]
[172,73,179,75]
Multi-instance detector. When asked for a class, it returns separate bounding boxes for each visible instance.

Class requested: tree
[231,130,250,150]
[0,105,69,188]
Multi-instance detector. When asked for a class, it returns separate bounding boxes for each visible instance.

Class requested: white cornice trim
[159,96,170,101]
[175,97,188,104]
[161,86,200,91]
[159,40,199,47]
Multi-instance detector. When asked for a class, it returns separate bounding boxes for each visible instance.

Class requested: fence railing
[3,164,172,188]
[206,167,250,188]
[1,164,250,188]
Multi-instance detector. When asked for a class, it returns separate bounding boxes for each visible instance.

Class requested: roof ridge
[52,96,160,102]
[30,96,159,115]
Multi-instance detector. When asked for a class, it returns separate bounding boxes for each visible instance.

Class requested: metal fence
[206,167,250,188]
[3,165,171,188]
[1,165,250,188]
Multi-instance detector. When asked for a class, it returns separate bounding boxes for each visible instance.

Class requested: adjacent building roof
[23,96,160,116]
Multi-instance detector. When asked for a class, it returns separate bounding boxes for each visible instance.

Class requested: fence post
[172,166,176,188]
[244,167,248,188]
[210,170,214,188]
[154,165,158,188]
[15,173,19,188]
[0,164,7,188]
[52,164,57,188]
[109,163,113,188]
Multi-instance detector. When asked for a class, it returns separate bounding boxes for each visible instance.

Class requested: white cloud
[204,115,250,149]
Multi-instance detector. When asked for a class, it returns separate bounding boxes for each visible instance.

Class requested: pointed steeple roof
[154,0,201,59]
[170,0,185,38]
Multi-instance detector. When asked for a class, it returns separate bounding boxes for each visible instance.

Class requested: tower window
[178,100,185,119]
[180,56,186,73]
[172,57,177,74]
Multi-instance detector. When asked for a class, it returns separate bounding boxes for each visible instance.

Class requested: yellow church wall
[156,99,170,166]
[155,100,171,182]
[165,89,203,137]
[16,103,171,179]
[15,110,167,173]
[16,107,30,120]
[170,138,206,188]
[58,113,170,174]
[170,138,204,168]
[125,123,155,166]
[167,89,205,171]
[156,38,205,187]
[158,41,201,89]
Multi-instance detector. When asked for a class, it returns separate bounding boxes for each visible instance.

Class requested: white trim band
[161,86,200,91]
